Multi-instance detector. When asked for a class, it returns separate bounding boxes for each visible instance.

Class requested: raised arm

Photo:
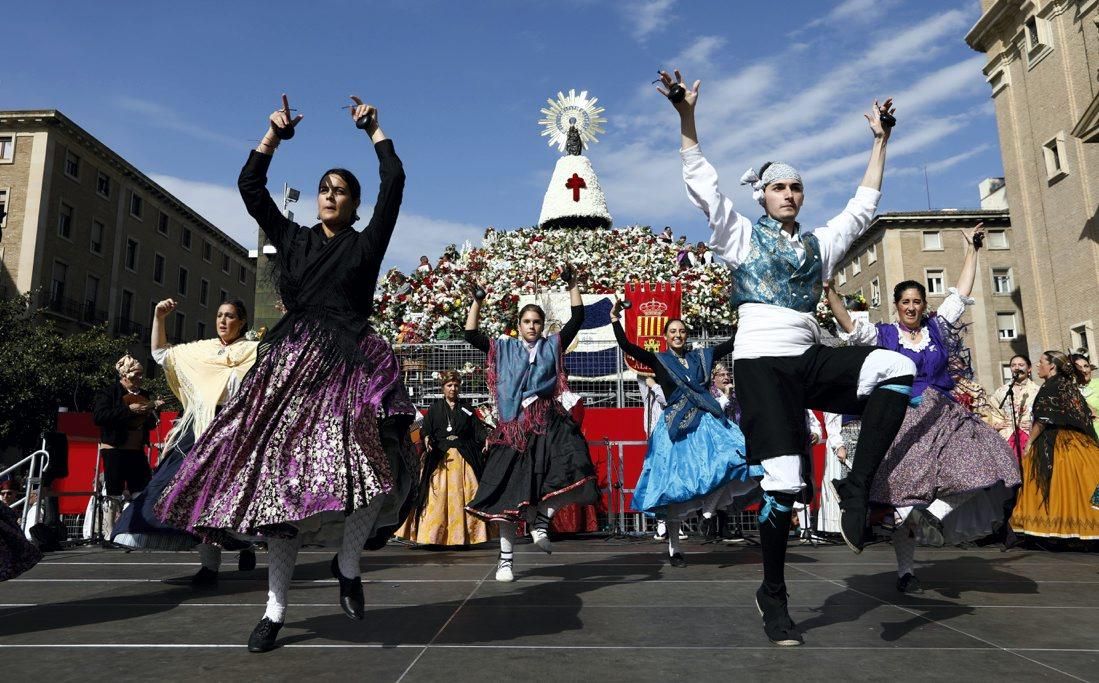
[558,266,585,349]
[239,95,301,251]
[858,99,894,192]
[825,280,879,346]
[610,299,660,368]
[354,97,406,268]
[150,298,175,364]
[955,223,984,299]
[658,69,753,267]
[463,285,490,353]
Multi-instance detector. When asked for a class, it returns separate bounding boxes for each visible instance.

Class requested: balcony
[113,317,146,338]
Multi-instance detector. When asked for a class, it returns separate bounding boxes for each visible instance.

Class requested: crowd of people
[2,71,1098,653]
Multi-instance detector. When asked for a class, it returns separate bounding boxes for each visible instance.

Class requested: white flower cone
[538,155,612,230]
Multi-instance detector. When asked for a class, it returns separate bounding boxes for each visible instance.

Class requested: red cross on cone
[566,173,587,202]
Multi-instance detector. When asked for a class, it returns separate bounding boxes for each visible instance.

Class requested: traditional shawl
[161,338,258,450]
[658,347,726,441]
[1028,373,1099,504]
[486,334,569,452]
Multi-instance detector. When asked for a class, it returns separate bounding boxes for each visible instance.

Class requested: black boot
[247,617,283,653]
[755,584,802,646]
[238,548,257,572]
[830,478,869,554]
[331,555,365,620]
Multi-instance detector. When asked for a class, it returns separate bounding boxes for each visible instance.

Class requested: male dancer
[657,69,916,646]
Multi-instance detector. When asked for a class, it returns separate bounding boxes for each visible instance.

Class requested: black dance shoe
[331,555,365,621]
[914,509,945,547]
[755,584,803,647]
[896,573,923,594]
[164,566,218,587]
[669,552,688,568]
[238,548,257,572]
[830,478,869,554]
[247,617,283,653]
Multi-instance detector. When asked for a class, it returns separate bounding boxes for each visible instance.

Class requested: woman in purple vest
[827,224,1020,594]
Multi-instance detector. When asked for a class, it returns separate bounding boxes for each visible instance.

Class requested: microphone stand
[999,377,1024,462]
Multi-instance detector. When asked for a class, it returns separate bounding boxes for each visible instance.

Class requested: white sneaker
[495,558,514,582]
[531,528,553,554]
[677,530,688,541]
[653,521,667,541]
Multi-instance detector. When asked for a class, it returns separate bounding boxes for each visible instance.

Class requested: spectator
[675,236,692,269]
[416,255,432,273]
[0,476,20,509]
[659,226,674,244]
[990,354,1040,456]
[1071,353,1099,438]
[696,241,713,266]
[92,354,158,500]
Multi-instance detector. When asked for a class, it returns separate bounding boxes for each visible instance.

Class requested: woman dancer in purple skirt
[156,94,417,652]
[826,224,1020,593]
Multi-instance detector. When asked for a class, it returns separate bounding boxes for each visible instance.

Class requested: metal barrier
[0,437,51,532]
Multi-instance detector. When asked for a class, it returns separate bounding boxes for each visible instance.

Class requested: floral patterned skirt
[155,320,416,545]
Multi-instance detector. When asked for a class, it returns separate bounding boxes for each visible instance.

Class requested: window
[0,135,13,162]
[90,219,105,255]
[992,268,1012,294]
[63,149,81,180]
[57,202,73,239]
[926,269,945,295]
[84,275,100,320]
[178,267,189,296]
[852,256,861,276]
[238,264,246,284]
[96,172,111,198]
[199,279,209,307]
[837,268,847,286]
[988,68,1009,96]
[158,211,170,236]
[922,231,943,251]
[197,321,206,339]
[125,238,139,272]
[0,188,8,228]
[181,226,192,250]
[870,278,881,308]
[219,288,228,305]
[1024,15,1052,64]
[221,253,230,274]
[119,289,134,321]
[987,230,1009,249]
[129,192,144,219]
[997,312,1017,340]
[153,253,165,284]
[867,243,877,264]
[1042,133,1069,182]
[202,240,212,262]
[1071,323,1093,355]
[173,311,187,342]
[50,261,68,305]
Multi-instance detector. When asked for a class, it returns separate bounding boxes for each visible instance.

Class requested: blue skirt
[632,412,762,516]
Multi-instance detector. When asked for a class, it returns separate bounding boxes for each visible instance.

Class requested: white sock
[895,506,914,525]
[927,491,976,521]
[264,536,301,623]
[338,503,382,579]
[667,519,682,556]
[498,522,516,562]
[197,544,222,572]
[796,506,809,530]
[892,523,917,578]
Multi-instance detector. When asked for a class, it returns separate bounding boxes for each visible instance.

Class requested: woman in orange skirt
[398,371,493,546]
[1011,351,1099,541]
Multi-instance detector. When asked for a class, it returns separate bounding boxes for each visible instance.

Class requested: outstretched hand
[963,222,985,250]
[269,94,303,140]
[348,95,378,134]
[864,98,895,139]
[656,69,700,115]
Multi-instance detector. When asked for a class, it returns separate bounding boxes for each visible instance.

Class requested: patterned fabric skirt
[397,448,494,546]
[466,408,598,524]
[1011,429,1099,540]
[633,412,762,518]
[113,431,201,551]
[0,504,41,582]
[156,320,416,546]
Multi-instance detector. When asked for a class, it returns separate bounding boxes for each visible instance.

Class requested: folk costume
[1010,373,1099,541]
[464,305,599,580]
[397,386,493,546]
[683,148,916,645]
[840,290,1021,588]
[156,139,417,645]
[113,336,258,582]
[612,323,759,563]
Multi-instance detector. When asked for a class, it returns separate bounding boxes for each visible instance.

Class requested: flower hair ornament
[740,162,802,207]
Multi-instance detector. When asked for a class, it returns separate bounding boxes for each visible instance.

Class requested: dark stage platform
[1,539,1097,681]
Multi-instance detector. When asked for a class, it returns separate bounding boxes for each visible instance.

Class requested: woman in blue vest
[463,267,599,582]
[610,302,761,566]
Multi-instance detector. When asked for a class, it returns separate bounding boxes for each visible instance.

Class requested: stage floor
[2,538,1097,681]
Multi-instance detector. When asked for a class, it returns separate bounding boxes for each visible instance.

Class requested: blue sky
[6,0,999,272]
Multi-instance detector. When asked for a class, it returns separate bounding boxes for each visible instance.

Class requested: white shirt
[681,144,881,360]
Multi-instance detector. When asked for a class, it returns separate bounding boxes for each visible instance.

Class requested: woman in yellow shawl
[113,297,258,586]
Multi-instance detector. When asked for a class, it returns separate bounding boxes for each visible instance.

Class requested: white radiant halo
[538,89,607,153]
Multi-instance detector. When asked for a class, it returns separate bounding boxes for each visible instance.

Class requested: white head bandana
[740,162,803,206]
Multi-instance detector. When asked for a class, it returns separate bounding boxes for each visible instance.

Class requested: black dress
[463,307,599,523]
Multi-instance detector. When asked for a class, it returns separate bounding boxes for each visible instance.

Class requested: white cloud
[116,97,241,149]
[892,143,993,177]
[670,35,727,71]
[622,0,675,41]
[150,173,483,274]
[800,0,904,32]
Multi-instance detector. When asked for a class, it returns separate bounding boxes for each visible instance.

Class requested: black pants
[102,449,151,496]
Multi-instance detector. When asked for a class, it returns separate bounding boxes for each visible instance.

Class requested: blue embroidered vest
[729,216,822,313]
